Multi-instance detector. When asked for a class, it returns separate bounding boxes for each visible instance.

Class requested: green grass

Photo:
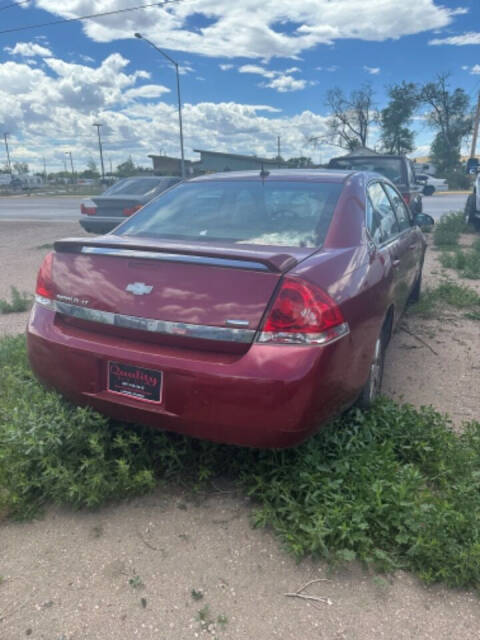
[0,287,32,314]
[439,239,480,280]
[2,335,480,589]
[409,280,480,319]
[433,211,468,248]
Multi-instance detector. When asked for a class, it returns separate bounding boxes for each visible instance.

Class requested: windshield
[102,178,174,197]
[329,157,404,185]
[114,180,342,248]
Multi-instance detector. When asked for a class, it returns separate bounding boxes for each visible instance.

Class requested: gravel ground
[1,220,480,640]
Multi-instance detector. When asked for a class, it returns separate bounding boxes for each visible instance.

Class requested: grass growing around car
[439,238,480,280]
[0,286,32,314]
[2,335,480,589]
[433,211,470,248]
[408,280,480,319]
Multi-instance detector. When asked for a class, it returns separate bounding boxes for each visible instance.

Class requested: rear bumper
[79,216,123,234]
[27,304,359,448]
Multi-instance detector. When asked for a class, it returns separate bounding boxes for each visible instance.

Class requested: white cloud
[0,51,336,173]
[219,64,233,71]
[471,65,480,75]
[429,31,480,46]
[316,65,339,72]
[364,65,380,74]
[238,64,308,91]
[33,0,463,60]
[4,41,53,57]
[123,84,170,100]
[263,75,307,92]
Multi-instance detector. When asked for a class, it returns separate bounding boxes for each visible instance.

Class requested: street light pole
[93,123,106,180]
[134,33,185,179]
[3,133,12,174]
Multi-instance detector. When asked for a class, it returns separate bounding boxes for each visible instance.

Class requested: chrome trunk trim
[79,246,270,271]
[35,295,256,343]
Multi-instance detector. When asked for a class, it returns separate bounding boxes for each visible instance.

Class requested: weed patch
[2,336,480,589]
[439,239,480,279]
[409,280,480,318]
[0,287,32,314]
[433,212,468,248]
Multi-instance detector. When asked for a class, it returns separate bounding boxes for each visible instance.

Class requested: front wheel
[423,185,435,196]
[357,328,387,409]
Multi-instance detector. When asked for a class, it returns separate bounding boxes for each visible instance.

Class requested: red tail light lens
[257,277,349,345]
[402,193,411,205]
[81,201,97,215]
[35,252,55,299]
[123,204,143,217]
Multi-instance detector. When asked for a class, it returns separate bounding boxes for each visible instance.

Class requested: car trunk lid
[50,237,316,350]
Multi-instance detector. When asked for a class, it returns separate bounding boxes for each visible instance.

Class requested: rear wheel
[357,320,389,409]
[423,185,435,196]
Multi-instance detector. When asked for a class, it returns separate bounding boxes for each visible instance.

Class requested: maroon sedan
[27,170,433,448]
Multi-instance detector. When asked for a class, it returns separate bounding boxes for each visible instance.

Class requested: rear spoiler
[54,237,298,273]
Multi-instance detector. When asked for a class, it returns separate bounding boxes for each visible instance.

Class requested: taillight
[256,277,349,345]
[123,204,143,217]
[81,201,97,215]
[35,252,55,299]
[402,193,411,205]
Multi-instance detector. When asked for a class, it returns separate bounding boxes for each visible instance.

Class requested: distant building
[148,154,198,176]
[194,149,285,173]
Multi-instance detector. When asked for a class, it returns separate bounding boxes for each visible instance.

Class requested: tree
[323,84,376,151]
[380,82,419,154]
[286,156,314,168]
[419,74,471,175]
[116,157,137,177]
[13,161,29,174]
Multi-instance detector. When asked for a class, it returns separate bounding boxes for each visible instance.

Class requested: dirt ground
[1,220,480,639]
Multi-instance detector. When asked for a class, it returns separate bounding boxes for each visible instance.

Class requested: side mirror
[413,213,435,227]
[466,158,479,174]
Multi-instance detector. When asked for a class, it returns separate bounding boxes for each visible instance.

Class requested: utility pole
[93,123,105,180]
[43,157,47,182]
[470,91,480,159]
[3,133,12,173]
[277,135,281,160]
[109,158,113,176]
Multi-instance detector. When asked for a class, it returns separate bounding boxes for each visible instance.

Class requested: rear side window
[329,157,404,185]
[103,178,166,196]
[115,180,343,248]
[383,183,411,231]
[367,182,400,244]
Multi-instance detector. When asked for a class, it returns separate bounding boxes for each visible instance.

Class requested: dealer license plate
[107,361,163,403]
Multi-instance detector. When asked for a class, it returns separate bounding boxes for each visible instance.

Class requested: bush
[0,286,32,314]
[2,336,480,589]
[433,211,468,247]
[445,169,471,191]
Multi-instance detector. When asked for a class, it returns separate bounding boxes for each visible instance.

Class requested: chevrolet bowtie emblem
[125,282,153,295]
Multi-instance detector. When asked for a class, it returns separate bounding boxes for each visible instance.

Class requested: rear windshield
[329,157,404,185]
[103,178,175,197]
[114,180,343,248]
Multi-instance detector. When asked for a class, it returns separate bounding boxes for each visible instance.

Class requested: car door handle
[392,258,401,268]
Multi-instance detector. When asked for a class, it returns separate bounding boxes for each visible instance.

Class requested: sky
[0,0,479,173]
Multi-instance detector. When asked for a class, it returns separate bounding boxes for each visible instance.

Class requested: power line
[0,1,30,12]
[0,0,184,36]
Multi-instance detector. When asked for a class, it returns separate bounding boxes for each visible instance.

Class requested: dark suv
[327,154,423,214]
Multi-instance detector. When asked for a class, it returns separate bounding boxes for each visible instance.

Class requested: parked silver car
[79,176,182,233]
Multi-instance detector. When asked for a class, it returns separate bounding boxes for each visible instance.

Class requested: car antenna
[259,162,270,179]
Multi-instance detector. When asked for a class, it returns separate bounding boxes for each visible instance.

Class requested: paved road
[422,192,468,220]
[0,196,83,221]
[0,192,469,223]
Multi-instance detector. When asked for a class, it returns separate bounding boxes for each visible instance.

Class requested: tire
[423,185,435,196]
[465,193,477,226]
[408,268,422,305]
[357,321,389,409]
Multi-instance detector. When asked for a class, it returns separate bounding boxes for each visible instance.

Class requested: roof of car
[189,169,355,183]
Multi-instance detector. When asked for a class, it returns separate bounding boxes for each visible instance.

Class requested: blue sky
[0,0,479,172]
